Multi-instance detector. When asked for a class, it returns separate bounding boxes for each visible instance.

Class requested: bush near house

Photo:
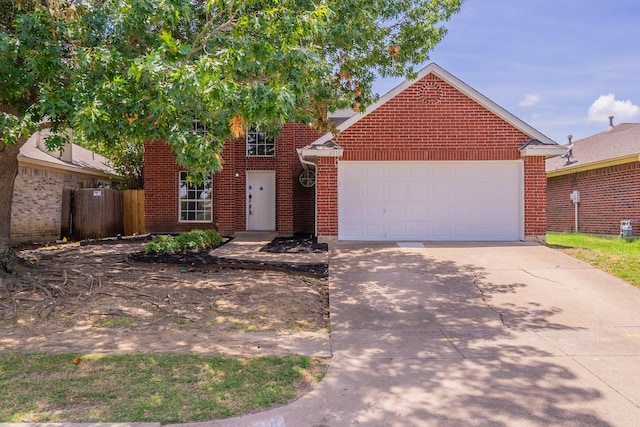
[145,230,224,255]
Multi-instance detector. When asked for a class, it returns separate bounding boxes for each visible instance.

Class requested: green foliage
[145,229,224,254]
[547,233,640,288]
[0,352,326,423]
[1,0,463,171]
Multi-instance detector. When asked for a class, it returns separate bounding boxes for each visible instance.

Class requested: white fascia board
[520,145,568,158]
[311,63,557,147]
[298,146,344,159]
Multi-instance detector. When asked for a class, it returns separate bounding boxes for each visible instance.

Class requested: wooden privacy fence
[123,189,145,236]
[61,189,145,240]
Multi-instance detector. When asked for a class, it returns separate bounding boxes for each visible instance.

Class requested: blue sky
[374,0,640,144]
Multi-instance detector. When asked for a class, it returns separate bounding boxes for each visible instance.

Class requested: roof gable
[310,63,556,147]
[546,123,640,176]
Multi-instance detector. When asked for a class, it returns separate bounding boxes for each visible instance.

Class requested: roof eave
[297,146,344,162]
[18,155,116,179]
[520,145,568,158]
[546,153,640,178]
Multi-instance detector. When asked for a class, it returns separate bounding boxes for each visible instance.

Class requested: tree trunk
[0,137,25,273]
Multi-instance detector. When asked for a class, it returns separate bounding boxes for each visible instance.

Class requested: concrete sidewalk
[187,241,640,426]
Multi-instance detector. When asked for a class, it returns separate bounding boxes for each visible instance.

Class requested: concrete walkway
[210,232,329,265]
[184,241,640,427]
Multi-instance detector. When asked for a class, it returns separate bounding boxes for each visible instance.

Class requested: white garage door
[338,161,523,241]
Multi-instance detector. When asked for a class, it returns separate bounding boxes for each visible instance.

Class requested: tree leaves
[230,114,246,138]
[1,0,463,171]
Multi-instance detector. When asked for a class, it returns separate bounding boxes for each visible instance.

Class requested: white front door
[246,171,276,231]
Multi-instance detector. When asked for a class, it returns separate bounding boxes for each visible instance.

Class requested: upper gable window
[247,128,275,157]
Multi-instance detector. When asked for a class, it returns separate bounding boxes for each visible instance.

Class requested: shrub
[145,229,224,255]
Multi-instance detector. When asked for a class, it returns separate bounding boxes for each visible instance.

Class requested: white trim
[177,171,213,223]
[310,63,557,147]
[520,145,567,158]
[297,146,344,159]
[246,128,276,157]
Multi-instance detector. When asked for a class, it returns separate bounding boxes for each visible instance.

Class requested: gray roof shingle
[546,123,640,174]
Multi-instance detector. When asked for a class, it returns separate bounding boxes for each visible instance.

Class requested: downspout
[297,149,316,170]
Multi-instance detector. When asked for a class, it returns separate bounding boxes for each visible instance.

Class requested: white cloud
[587,94,640,122]
[518,93,541,107]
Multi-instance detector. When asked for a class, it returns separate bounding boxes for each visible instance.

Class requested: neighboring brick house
[546,120,640,236]
[12,130,116,244]
[145,63,564,242]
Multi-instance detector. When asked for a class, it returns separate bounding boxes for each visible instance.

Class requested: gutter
[546,153,640,178]
[297,148,316,170]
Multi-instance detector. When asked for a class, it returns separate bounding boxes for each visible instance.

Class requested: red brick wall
[315,73,547,240]
[316,157,339,236]
[144,141,198,233]
[547,161,640,236]
[524,156,547,237]
[144,125,320,235]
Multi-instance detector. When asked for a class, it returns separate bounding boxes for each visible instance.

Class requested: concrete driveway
[186,241,640,427]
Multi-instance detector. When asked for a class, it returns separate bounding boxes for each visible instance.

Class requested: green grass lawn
[547,233,640,288]
[0,353,327,424]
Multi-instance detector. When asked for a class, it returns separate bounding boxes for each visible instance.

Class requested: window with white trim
[179,171,212,222]
[247,128,275,157]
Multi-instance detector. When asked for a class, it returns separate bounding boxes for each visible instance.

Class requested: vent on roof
[561,135,574,165]
[608,116,614,130]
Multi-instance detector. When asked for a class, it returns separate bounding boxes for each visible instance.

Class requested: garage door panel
[338,161,522,241]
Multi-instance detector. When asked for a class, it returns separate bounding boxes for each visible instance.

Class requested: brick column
[523,156,547,241]
[316,156,339,242]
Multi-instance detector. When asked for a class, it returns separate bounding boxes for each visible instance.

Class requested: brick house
[546,120,640,236]
[12,129,117,243]
[144,63,565,242]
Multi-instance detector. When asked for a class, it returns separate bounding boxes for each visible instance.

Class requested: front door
[246,171,276,230]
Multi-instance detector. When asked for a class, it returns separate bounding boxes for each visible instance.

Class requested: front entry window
[178,171,212,222]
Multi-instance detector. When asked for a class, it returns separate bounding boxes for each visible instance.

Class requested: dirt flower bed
[0,240,329,352]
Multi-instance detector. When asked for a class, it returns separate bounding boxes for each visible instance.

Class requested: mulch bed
[260,234,328,254]
[128,234,329,278]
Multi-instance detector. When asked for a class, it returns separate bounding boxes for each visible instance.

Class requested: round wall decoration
[418,81,443,105]
[298,169,316,187]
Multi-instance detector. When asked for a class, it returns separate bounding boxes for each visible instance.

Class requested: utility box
[570,190,580,203]
[620,220,633,238]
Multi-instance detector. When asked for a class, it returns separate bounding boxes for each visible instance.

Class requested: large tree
[0,0,462,272]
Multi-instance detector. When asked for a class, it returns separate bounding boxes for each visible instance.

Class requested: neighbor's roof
[307,62,558,149]
[18,130,115,177]
[546,123,640,177]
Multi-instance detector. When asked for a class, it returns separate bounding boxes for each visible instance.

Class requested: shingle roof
[546,123,640,175]
[18,130,115,177]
